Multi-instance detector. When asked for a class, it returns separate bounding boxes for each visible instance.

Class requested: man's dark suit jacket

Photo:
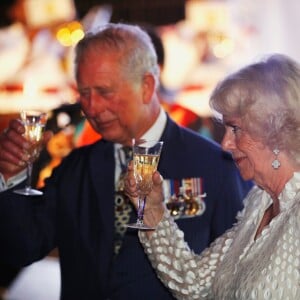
[0,116,252,299]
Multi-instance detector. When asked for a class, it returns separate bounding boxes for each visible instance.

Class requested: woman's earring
[272,148,281,169]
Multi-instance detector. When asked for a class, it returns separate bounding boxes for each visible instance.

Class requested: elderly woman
[125,53,300,299]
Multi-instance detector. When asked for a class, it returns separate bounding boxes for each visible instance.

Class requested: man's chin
[101,132,123,143]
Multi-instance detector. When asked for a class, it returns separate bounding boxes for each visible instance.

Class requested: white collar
[140,107,167,141]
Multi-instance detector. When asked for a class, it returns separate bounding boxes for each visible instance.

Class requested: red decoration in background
[76,120,101,147]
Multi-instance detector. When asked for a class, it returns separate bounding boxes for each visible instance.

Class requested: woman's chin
[239,170,253,182]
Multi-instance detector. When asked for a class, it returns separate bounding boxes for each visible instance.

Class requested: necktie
[114,146,133,255]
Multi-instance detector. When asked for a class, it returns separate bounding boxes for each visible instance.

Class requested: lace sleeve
[139,210,236,299]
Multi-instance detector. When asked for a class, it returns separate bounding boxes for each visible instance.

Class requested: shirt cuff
[0,170,27,192]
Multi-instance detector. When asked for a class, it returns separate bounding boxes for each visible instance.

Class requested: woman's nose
[221,131,235,152]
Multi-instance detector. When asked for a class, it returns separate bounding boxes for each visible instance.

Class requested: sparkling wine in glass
[14,110,47,196]
[126,139,163,230]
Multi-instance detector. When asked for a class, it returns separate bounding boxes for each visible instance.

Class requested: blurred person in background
[0,23,251,299]
[141,24,209,134]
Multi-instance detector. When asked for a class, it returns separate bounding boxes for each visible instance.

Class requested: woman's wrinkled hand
[0,119,52,181]
[125,161,166,230]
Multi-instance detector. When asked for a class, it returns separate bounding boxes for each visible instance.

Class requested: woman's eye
[231,125,241,133]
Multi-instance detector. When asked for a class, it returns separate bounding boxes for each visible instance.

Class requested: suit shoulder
[60,139,106,165]
[178,126,239,170]
[180,126,223,153]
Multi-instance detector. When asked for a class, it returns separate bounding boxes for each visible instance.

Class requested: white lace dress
[139,172,300,299]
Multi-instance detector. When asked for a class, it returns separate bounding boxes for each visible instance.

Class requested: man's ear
[142,73,156,104]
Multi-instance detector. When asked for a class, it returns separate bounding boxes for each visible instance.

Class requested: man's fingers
[0,119,52,179]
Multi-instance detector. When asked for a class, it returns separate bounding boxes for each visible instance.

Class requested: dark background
[0,0,186,27]
[76,0,185,25]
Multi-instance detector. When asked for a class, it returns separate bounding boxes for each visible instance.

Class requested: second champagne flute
[14,110,47,196]
[126,139,163,230]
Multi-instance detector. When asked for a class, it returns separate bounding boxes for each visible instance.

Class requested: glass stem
[25,162,33,191]
[137,196,146,225]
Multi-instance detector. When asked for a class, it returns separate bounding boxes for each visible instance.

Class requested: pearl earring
[271,148,280,169]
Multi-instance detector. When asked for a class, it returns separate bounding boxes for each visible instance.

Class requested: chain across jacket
[140,172,300,299]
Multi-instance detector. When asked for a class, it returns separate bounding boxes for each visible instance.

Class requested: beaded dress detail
[139,172,300,299]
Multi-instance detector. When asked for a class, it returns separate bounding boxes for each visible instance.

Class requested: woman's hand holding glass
[125,161,166,231]
[124,139,163,230]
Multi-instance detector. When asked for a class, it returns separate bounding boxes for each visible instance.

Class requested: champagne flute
[14,110,47,196]
[126,139,163,230]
